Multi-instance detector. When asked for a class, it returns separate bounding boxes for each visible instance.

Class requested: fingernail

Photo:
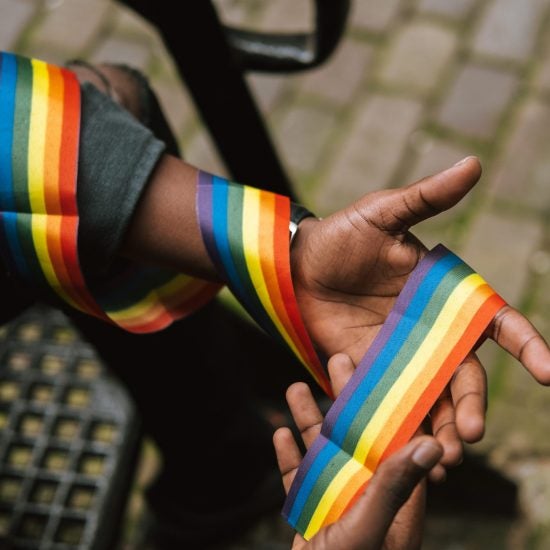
[412,442,441,469]
[453,156,474,167]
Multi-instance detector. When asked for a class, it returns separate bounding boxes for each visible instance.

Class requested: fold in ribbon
[283,244,506,540]
[0,52,220,333]
[197,171,331,395]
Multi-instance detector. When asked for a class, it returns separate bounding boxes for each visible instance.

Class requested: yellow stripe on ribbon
[304,458,372,540]
[353,273,485,465]
[242,187,306,363]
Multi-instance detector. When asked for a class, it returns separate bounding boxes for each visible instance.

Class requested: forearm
[121,154,220,281]
[121,154,320,286]
[120,160,330,391]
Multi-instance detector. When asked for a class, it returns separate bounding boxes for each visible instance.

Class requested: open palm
[291,157,550,467]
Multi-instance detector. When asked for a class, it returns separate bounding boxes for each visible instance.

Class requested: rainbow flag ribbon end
[283,244,506,540]
[0,51,220,333]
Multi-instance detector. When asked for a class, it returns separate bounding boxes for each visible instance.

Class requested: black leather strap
[289,203,316,246]
[290,202,316,225]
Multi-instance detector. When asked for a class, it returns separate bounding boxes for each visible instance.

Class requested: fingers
[381,482,426,550]
[413,425,447,483]
[427,462,447,484]
[286,382,324,449]
[450,352,487,442]
[279,355,355,498]
[274,427,302,494]
[430,387,463,468]
[358,156,482,234]
[327,353,355,396]
[315,436,442,550]
[489,305,550,385]
[429,353,486,478]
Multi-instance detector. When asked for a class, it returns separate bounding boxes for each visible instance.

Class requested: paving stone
[297,38,374,105]
[531,260,550,342]
[379,20,458,94]
[247,73,288,112]
[407,139,472,183]
[404,140,474,247]
[27,0,111,59]
[258,0,312,32]
[351,0,402,33]
[151,79,196,139]
[472,0,548,63]
[436,63,519,139]
[145,47,200,137]
[510,461,550,527]
[528,249,550,278]
[212,0,260,27]
[501,355,550,414]
[528,526,550,550]
[535,53,550,93]
[480,356,550,458]
[316,96,422,214]
[409,223,450,252]
[460,211,542,306]
[90,36,152,70]
[476,338,504,380]
[534,26,550,92]
[108,3,162,45]
[184,130,228,178]
[0,0,36,51]
[417,0,476,19]
[489,100,550,212]
[481,398,533,456]
[274,105,338,174]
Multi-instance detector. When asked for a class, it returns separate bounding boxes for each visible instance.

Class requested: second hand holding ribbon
[283,245,505,539]
[194,167,508,539]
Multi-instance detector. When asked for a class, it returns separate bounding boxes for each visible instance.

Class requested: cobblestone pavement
[2,0,550,548]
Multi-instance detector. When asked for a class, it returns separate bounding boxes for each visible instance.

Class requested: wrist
[290,216,319,286]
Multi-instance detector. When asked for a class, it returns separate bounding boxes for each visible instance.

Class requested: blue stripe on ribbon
[328,251,463,446]
[0,52,17,211]
[0,53,29,277]
[287,437,341,525]
[211,175,248,300]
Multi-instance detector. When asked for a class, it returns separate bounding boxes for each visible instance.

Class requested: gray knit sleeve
[77,82,166,275]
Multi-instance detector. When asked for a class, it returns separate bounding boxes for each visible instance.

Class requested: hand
[274,354,443,549]
[291,157,550,474]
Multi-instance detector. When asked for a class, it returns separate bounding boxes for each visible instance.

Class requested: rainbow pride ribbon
[283,245,506,540]
[197,171,331,395]
[0,52,220,332]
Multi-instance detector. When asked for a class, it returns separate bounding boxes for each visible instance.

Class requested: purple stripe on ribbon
[196,170,224,275]
[322,244,448,434]
[282,434,330,518]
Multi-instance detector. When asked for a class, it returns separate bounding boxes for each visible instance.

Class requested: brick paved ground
[2,0,550,548]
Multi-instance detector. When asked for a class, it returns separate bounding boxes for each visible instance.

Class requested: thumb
[356,156,481,234]
[315,436,443,550]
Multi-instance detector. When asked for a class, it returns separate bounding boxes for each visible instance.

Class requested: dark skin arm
[71,64,549,540]
[121,154,550,475]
